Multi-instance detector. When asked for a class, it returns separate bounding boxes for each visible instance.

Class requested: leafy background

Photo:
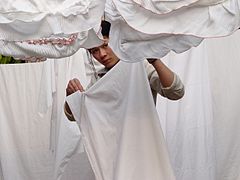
[0,55,25,64]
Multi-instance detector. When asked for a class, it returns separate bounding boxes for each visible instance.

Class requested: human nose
[99,48,107,58]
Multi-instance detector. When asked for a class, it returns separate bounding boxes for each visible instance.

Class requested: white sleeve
[145,60,185,100]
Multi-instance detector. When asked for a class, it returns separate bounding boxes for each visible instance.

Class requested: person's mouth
[103,59,111,65]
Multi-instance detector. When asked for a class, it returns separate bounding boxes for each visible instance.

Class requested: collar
[97,68,109,78]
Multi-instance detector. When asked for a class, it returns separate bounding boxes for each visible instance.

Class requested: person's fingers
[66,79,85,96]
[73,78,84,92]
[66,82,75,96]
[70,80,79,92]
[69,83,76,92]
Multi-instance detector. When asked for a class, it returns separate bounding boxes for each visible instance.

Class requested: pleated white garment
[108,19,204,62]
[105,0,240,62]
[66,61,175,180]
[54,49,96,180]
[0,0,105,59]
[127,0,230,17]
[111,0,239,36]
[0,62,55,180]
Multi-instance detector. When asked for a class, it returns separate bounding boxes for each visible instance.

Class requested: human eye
[91,48,99,54]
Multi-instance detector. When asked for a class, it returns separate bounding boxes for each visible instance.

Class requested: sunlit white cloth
[105,0,240,62]
[0,29,103,60]
[54,49,95,180]
[66,61,175,180]
[108,19,204,62]
[111,0,239,36]
[0,0,105,60]
[0,62,54,180]
[131,0,227,15]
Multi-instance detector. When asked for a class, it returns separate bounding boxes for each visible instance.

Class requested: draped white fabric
[0,61,55,180]
[0,0,105,59]
[107,19,204,62]
[66,61,175,180]
[0,50,90,180]
[1,31,240,180]
[206,32,240,180]
[0,0,104,40]
[0,29,103,60]
[53,49,95,180]
[157,31,240,180]
[0,0,239,61]
[105,0,240,62]
[157,43,216,180]
[108,0,239,36]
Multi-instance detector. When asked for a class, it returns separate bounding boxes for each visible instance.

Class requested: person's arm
[149,59,174,87]
[145,59,185,100]
[64,102,75,121]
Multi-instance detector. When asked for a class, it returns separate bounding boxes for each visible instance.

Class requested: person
[64,21,185,121]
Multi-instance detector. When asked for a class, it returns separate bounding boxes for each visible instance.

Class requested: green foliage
[0,55,25,64]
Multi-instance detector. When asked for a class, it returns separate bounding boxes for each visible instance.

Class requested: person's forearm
[65,102,72,115]
[151,59,174,87]
[64,102,76,121]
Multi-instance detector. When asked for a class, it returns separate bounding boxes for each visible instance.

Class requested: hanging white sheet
[205,31,240,180]
[108,19,204,62]
[0,0,105,59]
[0,62,55,180]
[131,0,226,14]
[105,0,240,62]
[113,0,239,34]
[1,32,240,180]
[53,49,96,180]
[66,61,175,180]
[156,42,216,180]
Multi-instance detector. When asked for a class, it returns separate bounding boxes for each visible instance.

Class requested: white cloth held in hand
[66,61,175,180]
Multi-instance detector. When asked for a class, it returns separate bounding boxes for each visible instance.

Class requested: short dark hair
[101,20,111,37]
[88,21,111,52]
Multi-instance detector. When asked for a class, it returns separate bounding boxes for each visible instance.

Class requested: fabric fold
[130,0,227,14]
[0,0,105,59]
[0,0,104,40]
[105,0,240,62]
[110,0,239,37]
[0,29,103,60]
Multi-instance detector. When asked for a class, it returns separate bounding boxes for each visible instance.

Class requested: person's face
[89,37,119,69]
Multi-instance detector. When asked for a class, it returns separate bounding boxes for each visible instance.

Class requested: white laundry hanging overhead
[0,0,105,60]
[131,0,227,15]
[66,61,176,180]
[105,0,240,62]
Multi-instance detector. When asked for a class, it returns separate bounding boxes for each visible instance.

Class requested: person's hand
[66,78,84,96]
